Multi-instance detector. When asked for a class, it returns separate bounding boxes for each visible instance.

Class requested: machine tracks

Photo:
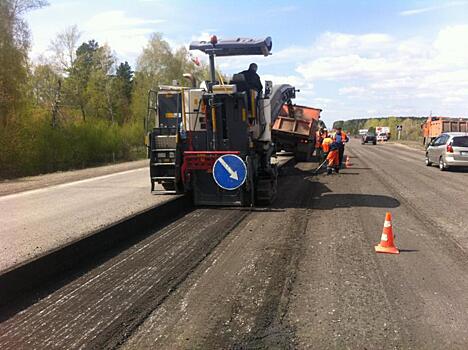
[0,208,249,349]
[0,157,312,349]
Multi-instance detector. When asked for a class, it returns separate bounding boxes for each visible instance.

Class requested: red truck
[422,116,468,146]
[272,104,324,161]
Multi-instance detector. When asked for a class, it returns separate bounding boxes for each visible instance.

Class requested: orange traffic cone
[345,156,352,168]
[375,212,399,254]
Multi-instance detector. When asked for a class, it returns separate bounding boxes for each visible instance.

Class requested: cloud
[399,1,468,16]
[273,26,468,118]
[262,74,313,92]
[339,86,366,96]
[83,11,165,62]
[314,32,394,56]
[190,26,468,119]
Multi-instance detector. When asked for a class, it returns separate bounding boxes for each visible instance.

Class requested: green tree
[30,62,61,107]
[64,40,115,121]
[131,33,210,122]
[116,61,133,101]
[0,0,47,126]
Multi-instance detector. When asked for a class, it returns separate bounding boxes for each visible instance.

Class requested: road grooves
[0,208,250,349]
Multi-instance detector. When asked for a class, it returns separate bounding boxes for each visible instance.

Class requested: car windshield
[452,136,468,147]
[366,133,375,136]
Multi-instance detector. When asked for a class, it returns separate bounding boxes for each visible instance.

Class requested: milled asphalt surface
[0,161,177,273]
[1,141,467,349]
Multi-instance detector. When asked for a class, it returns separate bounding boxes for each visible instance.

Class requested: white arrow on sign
[218,157,239,180]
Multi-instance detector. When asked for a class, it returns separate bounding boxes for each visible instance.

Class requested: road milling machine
[145,36,297,206]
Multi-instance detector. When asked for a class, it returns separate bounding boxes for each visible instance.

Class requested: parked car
[425,132,468,171]
[361,132,377,145]
[376,133,388,142]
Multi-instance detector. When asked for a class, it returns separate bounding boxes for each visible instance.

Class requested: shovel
[312,159,328,175]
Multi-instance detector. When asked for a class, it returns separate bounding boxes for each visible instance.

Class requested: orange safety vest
[327,149,339,167]
[322,137,333,152]
[315,131,323,148]
[334,131,348,143]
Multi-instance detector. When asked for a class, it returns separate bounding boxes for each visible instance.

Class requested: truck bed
[423,117,468,138]
[272,116,314,138]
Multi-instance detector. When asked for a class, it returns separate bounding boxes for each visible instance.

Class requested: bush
[0,112,145,179]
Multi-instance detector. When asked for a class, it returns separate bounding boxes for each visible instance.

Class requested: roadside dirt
[388,140,426,151]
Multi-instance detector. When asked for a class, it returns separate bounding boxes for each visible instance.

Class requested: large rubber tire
[294,151,306,162]
[162,182,176,191]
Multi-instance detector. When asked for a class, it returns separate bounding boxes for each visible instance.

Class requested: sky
[26,0,468,127]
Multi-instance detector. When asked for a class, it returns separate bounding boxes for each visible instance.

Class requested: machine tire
[294,151,304,162]
[372,141,377,145]
[307,143,314,161]
[162,182,176,191]
[295,144,313,162]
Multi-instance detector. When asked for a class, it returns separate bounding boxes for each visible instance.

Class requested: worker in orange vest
[333,127,349,168]
[326,141,340,175]
[321,130,333,162]
[315,127,326,160]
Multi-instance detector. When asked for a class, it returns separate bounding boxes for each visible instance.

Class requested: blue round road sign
[212,154,247,190]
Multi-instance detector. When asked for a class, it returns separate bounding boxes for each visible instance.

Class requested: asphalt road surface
[0,163,177,272]
[1,140,467,349]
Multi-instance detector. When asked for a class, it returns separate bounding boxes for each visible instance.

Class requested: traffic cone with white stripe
[375,212,399,254]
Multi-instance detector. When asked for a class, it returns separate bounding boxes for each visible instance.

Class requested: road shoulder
[0,159,148,196]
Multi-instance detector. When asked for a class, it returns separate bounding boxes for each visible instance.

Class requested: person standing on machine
[239,63,263,94]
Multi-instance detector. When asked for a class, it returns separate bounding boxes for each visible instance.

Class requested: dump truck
[272,104,325,161]
[422,116,468,146]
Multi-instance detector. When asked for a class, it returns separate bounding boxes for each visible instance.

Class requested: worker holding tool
[326,141,340,175]
[333,127,349,168]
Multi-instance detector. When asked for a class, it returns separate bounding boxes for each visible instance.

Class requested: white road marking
[0,167,147,201]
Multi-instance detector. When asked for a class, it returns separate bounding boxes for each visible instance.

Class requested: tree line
[333,117,426,140]
[0,0,209,178]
